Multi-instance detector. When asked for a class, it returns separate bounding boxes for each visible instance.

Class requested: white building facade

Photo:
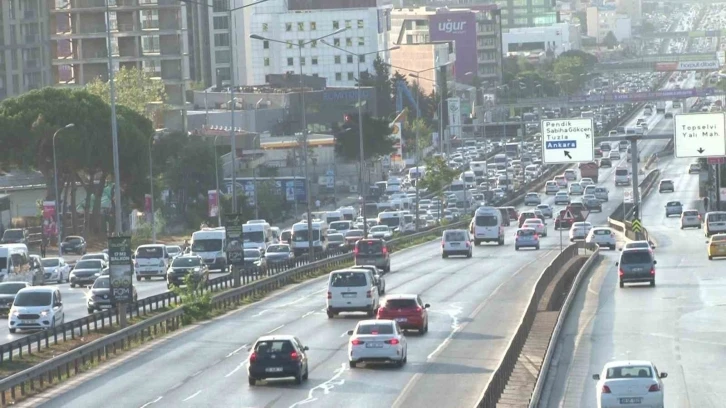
[503,23,581,56]
[586,7,631,43]
[248,0,393,87]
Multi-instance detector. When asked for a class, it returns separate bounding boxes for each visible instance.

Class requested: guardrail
[607,169,661,242]
[474,242,597,407]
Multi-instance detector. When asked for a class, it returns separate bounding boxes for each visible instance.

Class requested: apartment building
[0,0,52,100]
[586,6,631,43]
[457,0,559,29]
[50,0,190,130]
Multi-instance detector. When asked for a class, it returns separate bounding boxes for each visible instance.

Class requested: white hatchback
[347,319,407,368]
[523,218,547,237]
[570,222,593,241]
[554,191,571,205]
[586,227,616,250]
[569,183,584,195]
[680,210,701,229]
[441,229,473,258]
[593,360,666,408]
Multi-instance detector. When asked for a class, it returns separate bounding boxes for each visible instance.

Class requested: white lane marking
[225,357,251,378]
[340,331,349,338]
[301,310,315,318]
[191,370,203,377]
[427,303,463,360]
[226,344,248,358]
[266,324,284,334]
[252,309,270,317]
[139,396,162,408]
[182,390,202,402]
[288,363,348,407]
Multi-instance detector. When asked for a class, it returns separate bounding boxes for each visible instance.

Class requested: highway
[23,93,680,407]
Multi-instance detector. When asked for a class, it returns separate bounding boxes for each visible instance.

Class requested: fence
[607,169,661,241]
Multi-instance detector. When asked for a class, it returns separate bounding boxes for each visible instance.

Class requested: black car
[1,229,27,245]
[0,282,31,314]
[326,233,346,250]
[659,179,675,193]
[166,255,209,287]
[264,244,294,264]
[61,236,87,255]
[599,157,612,168]
[87,276,137,313]
[247,335,309,385]
[69,259,106,287]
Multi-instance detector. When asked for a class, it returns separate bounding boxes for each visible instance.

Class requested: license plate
[619,397,642,404]
[632,268,643,272]
[450,242,460,246]
[343,293,356,298]
[21,320,34,324]
[395,317,407,322]
[100,305,112,309]
[366,342,383,348]
[265,367,283,373]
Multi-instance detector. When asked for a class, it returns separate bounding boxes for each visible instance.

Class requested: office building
[586,6,631,43]
[248,0,394,87]
[0,0,52,100]
[50,0,190,130]
[456,0,559,29]
[389,42,455,95]
[503,22,581,56]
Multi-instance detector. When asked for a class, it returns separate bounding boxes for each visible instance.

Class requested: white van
[337,207,356,221]
[470,206,504,246]
[134,244,170,281]
[0,244,31,283]
[325,211,343,224]
[615,168,631,186]
[190,227,227,271]
[326,268,380,318]
[243,223,270,253]
[291,221,328,256]
[8,286,64,332]
[704,211,726,236]
[329,220,354,234]
[377,211,404,232]
[461,171,476,188]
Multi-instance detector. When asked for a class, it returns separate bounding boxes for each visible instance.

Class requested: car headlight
[193,267,201,272]
[94,272,101,277]
[10,308,18,316]
[40,310,50,317]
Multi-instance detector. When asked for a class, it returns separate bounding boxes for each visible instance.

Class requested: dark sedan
[87,276,138,313]
[0,282,31,314]
[69,259,106,287]
[61,236,87,255]
[166,256,209,287]
[264,244,294,264]
[327,233,346,250]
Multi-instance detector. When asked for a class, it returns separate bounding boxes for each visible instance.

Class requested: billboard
[429,12,477,82]
[447,97,462,140]
[655,60,720,71]
[108,236,133,303]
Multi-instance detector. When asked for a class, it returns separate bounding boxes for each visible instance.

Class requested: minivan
[134,244,170,281]
[8,286,64,332]
[353,239,390,272]
[326,269,380,318]
[704,211,726,237]
[614,168,631,186]
[471,207,504,246]
[441,229,472,258]
[615,248,656,288]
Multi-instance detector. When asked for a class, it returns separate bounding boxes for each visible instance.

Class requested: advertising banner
[42,201,57,239]
[447,97,462,140]
[390,122,403,159]
[429,11,477,82]
[108,236,133,302]
[224,213,244,265]
[655,60,720,71]
[208,190,219,217]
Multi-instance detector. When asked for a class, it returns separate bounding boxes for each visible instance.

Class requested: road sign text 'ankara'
[541,118,595,165]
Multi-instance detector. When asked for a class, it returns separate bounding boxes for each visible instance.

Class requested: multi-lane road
[17,89,683,407]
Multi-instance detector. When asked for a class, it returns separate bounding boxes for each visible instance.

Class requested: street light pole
[213,134,221,226]
[148,136,156,243]
[52,124,74,257]
[105,0,122,235]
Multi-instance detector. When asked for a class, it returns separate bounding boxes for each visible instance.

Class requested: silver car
[680,210,701,229]
[554,191,570,205]
[347,320,408,368]
[524,192,541,206]
[536,204,553,218]
[569,222,593,241]
[585,227,616,250]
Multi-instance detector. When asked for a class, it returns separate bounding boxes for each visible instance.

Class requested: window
[287,57,294,66]
[262,22,268,32]
[606,366,653,379]
[357,19,364,29]
[213,33,229,47]
[298,22,304,31]
[346,55,353,64]
[333,38,340,46]
[213,16,229,30]
[358,37,365,46]
[334,55,341,64]
[620,251,653,264]
[312,73,319,77]
[311,57,318,65]
[475,215,498,227]
[212,0,227,13]
[263,57,270,67]
[310,40,317,48]
[356,323,394,335]
[345,20,351,28]
[310,21,317,30]
[215,50,230,63]
[359,54,365,63]
[331,271,367,287]
[263,40,269,49]
[383,298,417,308]
[335,72,342,81]
[142,35,160,52]
[333,21,339,29]
[300,57,305,66]
[286,22,292,31]
[346,37,352,46]
[298,39,304,47]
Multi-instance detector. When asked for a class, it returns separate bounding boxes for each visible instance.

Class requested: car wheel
[88,308,94,314]
[303,366,309,380]
[467,251,472,258]
[9,328,16,333]
[536,245,540,250]
[515,246,519,251]
[248,377,256,386]
[709,255,713,260]
[367,308,375,317]
[349,361,357,368]
[136,275,141,282]
[473,239,480,246]
[395,358,404,368]
[442,253,448,258]
[70,283,75,288]
[145,277,151,281]
[619,281,624,288]
[650,280,656,287]
[326,311,334,319]
[610,245,615,250]
[295,370,303,385]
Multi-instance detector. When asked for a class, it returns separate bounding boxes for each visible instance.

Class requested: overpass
[641,29,726,39]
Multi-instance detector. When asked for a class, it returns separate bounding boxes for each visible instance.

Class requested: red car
[376,294,430,333]
[344,229,365,249]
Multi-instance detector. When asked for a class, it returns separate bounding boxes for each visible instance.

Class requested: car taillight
[533,234,539,240]
[249,352,258,363]
[382,247,388,255]
[465,241,471,248]
[385,339,400,345]
[415,307,422,313]
[619,269,624,277]
[351,339,364,345]
[650,268,655,275]
[366,290,372,298]
[290,351,300,361]
[377,307,386,315]
[648,383,660,392]
[353,248,359,255]
[327,291,332,299]
[602,385,611,394]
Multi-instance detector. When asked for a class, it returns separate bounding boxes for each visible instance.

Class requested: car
[347,319,408,368]
[583,194,602,212]
[69,259,106,288]
[0,282,31,314]
[569,222,593,241]
[584,185,596,196]
[165,245,183,259]
[554,209,574,230]
[680,209,701,229]
[376,294,430,333]
[81,252,109,267]
[580,178,594,187]
[545,181,560,195]
[554,191,570,205]
[354,238,391,272]
[593,360,666,408]
[616,248,656,287]
[599,157,612,168]
[665,112,673,118]
[515,227,540,250]
[554,175,568,188]
[518,211,537,228]
[536,204,553,218]
[621,240,655,252]
[8,286,65,332]
[594,187,609,202]
[564,169,577,181]
[264,244,294,264]
[327,269,380,318]
[533,209,546,223]
[368,225,393,240]
[344,229,366,249]
[166,255,210,287]
[608,150,621,160]
[60,235,87,255]
[327,233,346,250]
[87,276,138,313]
[568,183,584,195]
[658,179,675,193]
[242,248,266,273]
[707,233,726,260]
[665,201,683,217]
[523,192,541,205]
[523,218,547,237]
[585,227,616,250]
[614,168,631,186]
[688,163,701,174]
[441,229,472,258]
[247,335,309,385]
[350,265,386,293]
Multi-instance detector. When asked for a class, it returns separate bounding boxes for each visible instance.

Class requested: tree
[603,31,619,49]
[553,56,588,95]
[335,114,396,161]
[405,118,432,157]
[255,180,285,222]
[418,156,459,202]
[557,50,598,68]
[86,66,166,118]
[358,56,394,118]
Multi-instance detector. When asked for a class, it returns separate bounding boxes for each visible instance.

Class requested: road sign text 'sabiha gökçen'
[541,118,595,165]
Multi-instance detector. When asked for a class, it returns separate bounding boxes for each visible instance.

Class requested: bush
[170,274,212,325]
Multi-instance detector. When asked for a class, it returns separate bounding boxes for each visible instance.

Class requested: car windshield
[524,219,542,225]
[13,291,51,306]
[3,230,23,240]
[356,323,394,335]
[475,215,498,227]
[331,272,367,287]
[517,229,535,236]
[661,181,673,186]
[683,211,699,216]
[293,229,322,241]
[83,254,105,261]
[621,251,652,264]
[191,239,222,252]
[615,169,628,176]
[244,249,261,258]
[172,257,201,267]
[709,213,726,222]
[667,202,681,207]
[356,240,383,254]
[166,246,181,254]
[64,237,82,244]
[445,231,466,241]
[378,217,400,228]
[712,235,726,242]
[41,258,60,268]
[254,340,294,355]
[384,298,417,308]
[136,247,163,258]
[327,234,344,242]
[266,245,289,253]
[606,366,653,379]
[329,221,350,231]
[0,283,27,295]
[75,260,102,269]
[243,231,264,243]
[93,277,111,289]
[370,226,388,233]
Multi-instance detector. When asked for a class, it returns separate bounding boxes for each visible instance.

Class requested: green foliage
[255,180,285,222]
[358,55,394,118]
[603,31,618,49]
[86,67,166,118]
[418,156,459,199]
[553,55,588,95]
[405,118,432,155]
[170,273,212,325]
[335,114,396,161]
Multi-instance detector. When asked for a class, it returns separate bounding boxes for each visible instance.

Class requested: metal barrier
[474,242,595,407]
[607,169,661,241]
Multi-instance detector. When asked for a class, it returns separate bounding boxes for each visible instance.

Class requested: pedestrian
[40,235,47,258]
[703,196,710,212]
[315,199,321,209]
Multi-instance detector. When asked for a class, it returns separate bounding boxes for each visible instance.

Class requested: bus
[493,153,507,165]
[504,143,520,158]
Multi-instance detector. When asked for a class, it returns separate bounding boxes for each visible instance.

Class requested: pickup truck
[579,161,599,183]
